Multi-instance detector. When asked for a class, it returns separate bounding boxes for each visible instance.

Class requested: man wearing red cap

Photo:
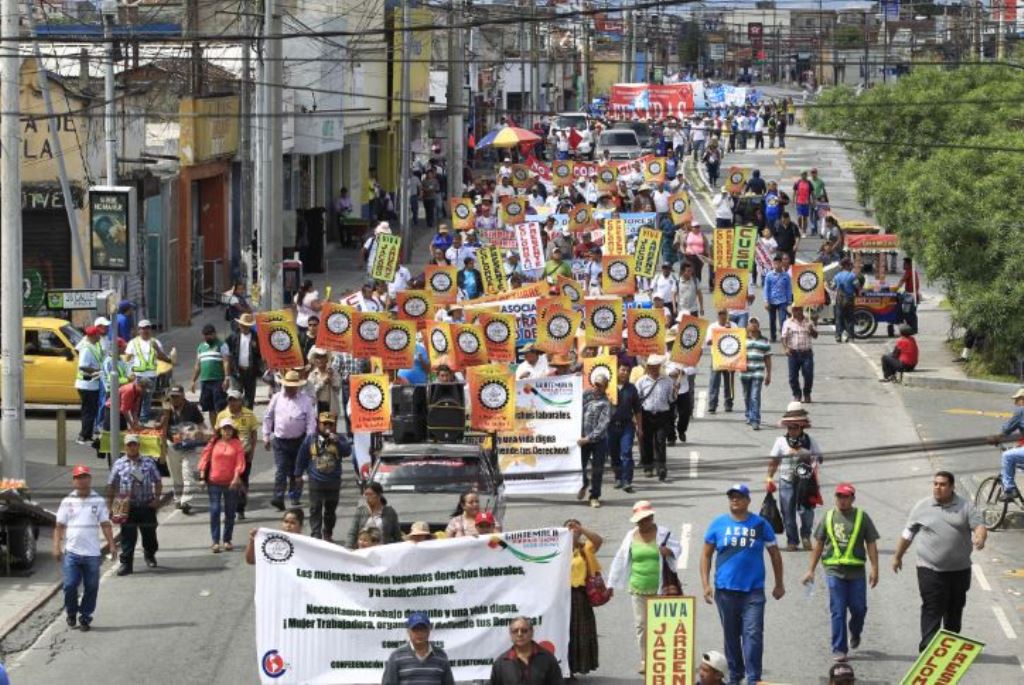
[54,465,115,631]
[802,483,880,663]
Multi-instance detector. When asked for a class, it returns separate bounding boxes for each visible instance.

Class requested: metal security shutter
[22,211,72,310]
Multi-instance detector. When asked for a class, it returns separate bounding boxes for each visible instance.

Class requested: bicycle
[974,444,1024,530]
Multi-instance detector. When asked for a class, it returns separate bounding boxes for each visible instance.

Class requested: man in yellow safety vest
[124,320,173,422]
[801,482,880,663]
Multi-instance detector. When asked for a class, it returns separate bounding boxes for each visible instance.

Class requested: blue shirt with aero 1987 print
[704,513,777,592]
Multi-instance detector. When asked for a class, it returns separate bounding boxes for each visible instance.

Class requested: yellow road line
[943,408,1012,419]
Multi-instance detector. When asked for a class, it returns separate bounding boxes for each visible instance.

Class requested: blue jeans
[208,484,238,544]
[740,377,763,426]
[708,370,734,411]
[715,588,766,685]
[779,479,815,546]
[272,437,305,503]
[827,575,868,655]
[138,379,157,422]
[62,552,101,624]
[581,440,608,499]
[1000,447,1024,491]
[834,300,855,341]
[787,350,814,400]
[728,311,749,328]
[607,421,635,485]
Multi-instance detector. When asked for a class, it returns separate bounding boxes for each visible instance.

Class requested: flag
[713,268,750,311]
[603,218,627,256]
[535,306,581,355]
[473,311,517,364]
[255,310,304,370]
[552,161,575,186]
[554,275,584,309]
[451,323,488,368]
[450,198,476,230]
[352,311,386,359]
[602,255,635,295]
[568,203,594,232]
[477,245,507,296]
[379,319,417,370]
[792,263,827,307]
[370,234,402,282]
[426,322,454,369]
[711,328,747,371]
[643,157,667,184]
[315,302,354,353]
[349,374,391,433]
[583,354,618,405]
[668,192,692,225]
[568,127,583,150]
[468,364,516,432]
[671,315,709,366]
[396,290,434,325]
[596,164,618,193]
[499,196,528,226]
[726,166,747,195]
[633,227,662,278]
[584,297,624,347]
[425,265,458,304]
[627,308,666,357]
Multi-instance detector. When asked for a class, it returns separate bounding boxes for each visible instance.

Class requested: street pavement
[3,116,1023,683]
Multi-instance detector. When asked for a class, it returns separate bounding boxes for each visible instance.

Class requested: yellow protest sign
[645,596,695,685]
[713,228,734,270]
[396,290,434,324]
[596,164,618,193]
[604,218,627,256]
[379,319,417,370]
[535,307,580,355]
[602,256,635,295]
[713,268,750,311]
[583,354,618,404]
[584,297,623,347]
[426,322,454,369]
[450,198,476,230]
[468,364,516,432]
[552,160,574,186]
[643,157,667,184]
[477,246,507,296]
[711,327,747,371]
[349,374,391,433]
[900,630,984,685]
[568,203,594,232]
[732,226,757,270]
[668,192,692,225]
[670,316,708,366]
[627,308,666,357]
[792,263,826,307]
[473,311,517,364]
[633,227,662,279]
[510,164,532,189]
[554,275,583,309]
[499,196,528,226]
[726,166,747,195]
[370,233,401,281]
[425,265,458,304]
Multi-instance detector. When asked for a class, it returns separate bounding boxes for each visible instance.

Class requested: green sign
[23,269,45,314]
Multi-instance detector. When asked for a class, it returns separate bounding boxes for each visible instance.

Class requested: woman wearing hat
[198,417,246,553]
[608,501,681,674]
[767,403,824,550]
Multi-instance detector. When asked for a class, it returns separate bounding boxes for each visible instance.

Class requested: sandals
[211,543,222,553]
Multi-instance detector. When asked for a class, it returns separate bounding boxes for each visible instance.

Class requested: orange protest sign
[468,365,516,432]
[535,307,580,355]
[643,157,667,184]
[554,275,584,309]
[468,282,546,304]
[668,192,692,225]
[584,297,624,347]
[425,265,458,304]
[537,296,572,323]
[315,302,354,353]
[726,166,747,195]
[711,327,747,371]
[551,160,574,186]
[499,196,528,225]
[352,311,386,359]
[426,322,454,369]
[255,310,305,370]
[451,323,488,368]
[596,164,618,193]
[792,263,827,307]
[603,218,627,256]
[474,311,517,364]
[568,203,595,232]
[627,308,666,357]
[349,374,391,433]
[671,316,709,366]
[396,290,433,324]
[379,319,417,370]
[510,164,532,189]
[450,198,476,230]
[713,268,750,311]
[582,354,618,405]
[602,255,635,295]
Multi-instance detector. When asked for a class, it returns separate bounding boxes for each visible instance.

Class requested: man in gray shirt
[636,355,675,483]
[382,612,455,685]
[892,471,986,652]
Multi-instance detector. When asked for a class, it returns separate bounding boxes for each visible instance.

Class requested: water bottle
[803,576,816,600]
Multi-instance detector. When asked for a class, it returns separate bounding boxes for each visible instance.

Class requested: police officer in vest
[802,482,880,663]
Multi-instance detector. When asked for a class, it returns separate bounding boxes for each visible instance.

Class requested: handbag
[111,493,130,525]
[582,547,612,607]
[760,492,784,534]
[660,532,682,596]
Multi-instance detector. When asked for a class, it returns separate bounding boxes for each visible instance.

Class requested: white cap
[93,317,111,327]
[137,319,153,328]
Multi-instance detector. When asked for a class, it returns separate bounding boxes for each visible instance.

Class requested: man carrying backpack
[766,403,823,550]
[801,483,880,663]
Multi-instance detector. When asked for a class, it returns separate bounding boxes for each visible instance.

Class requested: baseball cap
[84,326,100,336]
[406,611,431,629]
[137,319,152,329]
[474,511,496,527]
[835,482,856,496]
[727,483,751,498]
[701,651,728,675]
[124,434,141,445]
[829,662,855,681]
[93,317,111,328]
[168,385,185,396]
[226,388,243,400]
[72,464,91,478]
[318,412,337,424]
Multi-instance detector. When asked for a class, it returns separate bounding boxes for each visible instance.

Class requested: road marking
[695,390,707,419]
[848,341,883,378]
[944,408,1012,419]
[992,605,1018,640]
[689,451,699,479]
[1019,655,1024,674]
[973,565,992,592]
[677,523,692,571]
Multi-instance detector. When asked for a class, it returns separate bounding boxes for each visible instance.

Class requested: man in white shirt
[651,262,680,321]
[495,176,516,199]
[705,308,735,413]
[625,162,644,190]
[388,262,413,298]
[54,465,115,631]
[516,345,549,380]
[75,326,104,445]
[652,185,671,215]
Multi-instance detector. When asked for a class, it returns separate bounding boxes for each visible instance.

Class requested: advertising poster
[348,374,392,433]
[255,310,304,369]
[89,187,133,273]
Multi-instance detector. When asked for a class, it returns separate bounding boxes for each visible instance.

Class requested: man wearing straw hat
[767,402,824,551]
[263,369,318,510]
[226,312,263,409]
[635,355,674,482]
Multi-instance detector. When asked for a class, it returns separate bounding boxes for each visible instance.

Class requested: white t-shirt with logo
[56,490,110,557]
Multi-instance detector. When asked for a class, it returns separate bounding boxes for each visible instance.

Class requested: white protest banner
[515,222,545,271]
[498,375,583,494]
[620,212,658,241]
[255,529,571,684]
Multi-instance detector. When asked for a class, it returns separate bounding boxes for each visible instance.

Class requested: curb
[901,374,1020,396]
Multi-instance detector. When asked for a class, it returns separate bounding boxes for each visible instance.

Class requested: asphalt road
[5,111,1023,684]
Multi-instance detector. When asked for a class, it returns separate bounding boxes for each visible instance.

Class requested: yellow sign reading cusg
[644,596,695,685]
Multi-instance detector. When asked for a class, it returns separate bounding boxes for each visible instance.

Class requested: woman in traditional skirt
[565,518,604,677]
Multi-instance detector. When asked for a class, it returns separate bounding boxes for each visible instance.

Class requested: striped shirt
[381,644,455,685]
[740,337,772,381]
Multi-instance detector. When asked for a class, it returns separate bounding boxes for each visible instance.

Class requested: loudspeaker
[391,385,427,443]
[427,383,466,443]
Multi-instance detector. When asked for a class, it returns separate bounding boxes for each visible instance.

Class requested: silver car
[595,129,641,161]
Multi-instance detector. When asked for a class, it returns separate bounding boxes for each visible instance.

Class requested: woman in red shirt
[880,324,919,382]
[199,417,246,552]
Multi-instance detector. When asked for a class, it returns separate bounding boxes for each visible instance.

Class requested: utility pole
[863,10,870,86]
[519,15,526,121]
[531,6,540,126]
[882,7,888,83]
[581,14,591,105]
[0,0,24,480]
[261,0,283,309]
[448,0,465,196]
[629,10,637,82]
[102,1,122,461]
[620,11,630,82]
[240,0,253,285]
[398,0,412,261]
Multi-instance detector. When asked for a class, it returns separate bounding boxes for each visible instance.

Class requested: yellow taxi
[5,317,173,405]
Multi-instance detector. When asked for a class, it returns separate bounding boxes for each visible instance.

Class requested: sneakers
[801,536,812,550]
[79,621,91,632]
[270,498,285,511]
[613,481,624,490]
[66,614,77,628]
[707,408,717,414]
[144,556,157,568]
[999,488,1019,503]
[589,498,601,508]
[211,543,222,554]
[752,423,761,431]
[116,564,132,576]
[724,405,733,413]
[785,544,799,552]
[833,652,848,662]
[849,633,861,650]
[75,437,93,446]
[576,486,588,501]
[624,485,635,494]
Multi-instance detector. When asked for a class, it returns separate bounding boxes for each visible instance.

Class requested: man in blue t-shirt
[700,484,785,685]
[832,258,861,343]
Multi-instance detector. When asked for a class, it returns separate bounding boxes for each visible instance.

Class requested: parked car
[595,129,642,161]
[611,121,654,151]
[365,443,506,535]
[548,112,594,159]
[1,317,173,405]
